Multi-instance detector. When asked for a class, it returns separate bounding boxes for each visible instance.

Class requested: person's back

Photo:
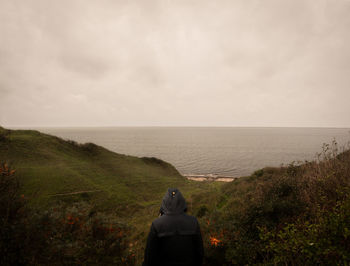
[143,188,203,266]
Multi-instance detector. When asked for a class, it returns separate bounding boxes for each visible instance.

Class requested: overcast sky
[1,0,350,127]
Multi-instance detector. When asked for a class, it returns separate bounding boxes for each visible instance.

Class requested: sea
[36,127,350,178]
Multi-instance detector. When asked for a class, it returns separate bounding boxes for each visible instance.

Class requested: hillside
[191,142,350,265]
[0,126,222,265]
[1,126,349,265]
[0,126,198,210]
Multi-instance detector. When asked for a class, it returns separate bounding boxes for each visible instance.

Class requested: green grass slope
[0,126,188,209]
[2,126,349,265]
[0,126,222,265]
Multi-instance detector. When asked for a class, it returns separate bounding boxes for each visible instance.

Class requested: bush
[0,162,134,265]
[31,202,135,265]
[0,127,9,142]
[260,195,350,265]
[0,163,27,265]
[200,141,350,265]
[197,205,208,218]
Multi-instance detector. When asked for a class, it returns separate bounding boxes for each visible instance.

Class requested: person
[142,188,204,266]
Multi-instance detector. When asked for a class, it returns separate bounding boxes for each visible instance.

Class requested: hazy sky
[1,0,350,127]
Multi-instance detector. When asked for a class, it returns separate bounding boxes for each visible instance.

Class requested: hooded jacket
[142,188,204,266]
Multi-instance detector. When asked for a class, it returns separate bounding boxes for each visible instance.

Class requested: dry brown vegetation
[194,140,350,265]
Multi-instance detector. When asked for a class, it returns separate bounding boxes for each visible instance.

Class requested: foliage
[2,127,350,265]
[192,140,350,265]
[0,127,218,265]
[260,195,350,265]
[197,205,209,218]
[0,127,9,142]
[30,202,134,265]
[0,163,27,265]
[0,163,134,265]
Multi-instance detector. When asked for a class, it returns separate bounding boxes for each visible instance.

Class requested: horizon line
[3,125,350,129]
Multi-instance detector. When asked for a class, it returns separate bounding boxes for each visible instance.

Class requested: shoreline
[183,174,236,182]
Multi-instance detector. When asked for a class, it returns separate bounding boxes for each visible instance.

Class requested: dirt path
[50,190,102,196]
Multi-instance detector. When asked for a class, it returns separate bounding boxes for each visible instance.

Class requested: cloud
[0,0,350,127]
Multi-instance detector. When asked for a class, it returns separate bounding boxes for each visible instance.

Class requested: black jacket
[143,188,204,266]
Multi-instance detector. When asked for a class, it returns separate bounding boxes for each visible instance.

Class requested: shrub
[0,163,27,265]
[197,205,209,218]
[33,202,134,265]
[202,141,350,265]
[0,162,134,265]
[0,127,9,142]
[260,194,350,265]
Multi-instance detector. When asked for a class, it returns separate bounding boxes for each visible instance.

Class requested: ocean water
[37,127,350,177]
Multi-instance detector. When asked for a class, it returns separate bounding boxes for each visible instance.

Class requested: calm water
[36,127,350,177]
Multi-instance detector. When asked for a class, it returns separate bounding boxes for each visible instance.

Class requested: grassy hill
[1,126,349,265]
[0,126,198,209]
[0,126,221,264]
[191,142,350,265]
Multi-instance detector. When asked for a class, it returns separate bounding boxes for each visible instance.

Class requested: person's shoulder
[151,215,168,227]
[185,214,201,227]
[183,213,199,222]
[152,213,198,226]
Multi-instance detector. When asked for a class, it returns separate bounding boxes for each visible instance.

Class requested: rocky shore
[184,174,236,182]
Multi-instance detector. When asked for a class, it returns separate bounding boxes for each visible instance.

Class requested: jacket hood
[160,188,187,215]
